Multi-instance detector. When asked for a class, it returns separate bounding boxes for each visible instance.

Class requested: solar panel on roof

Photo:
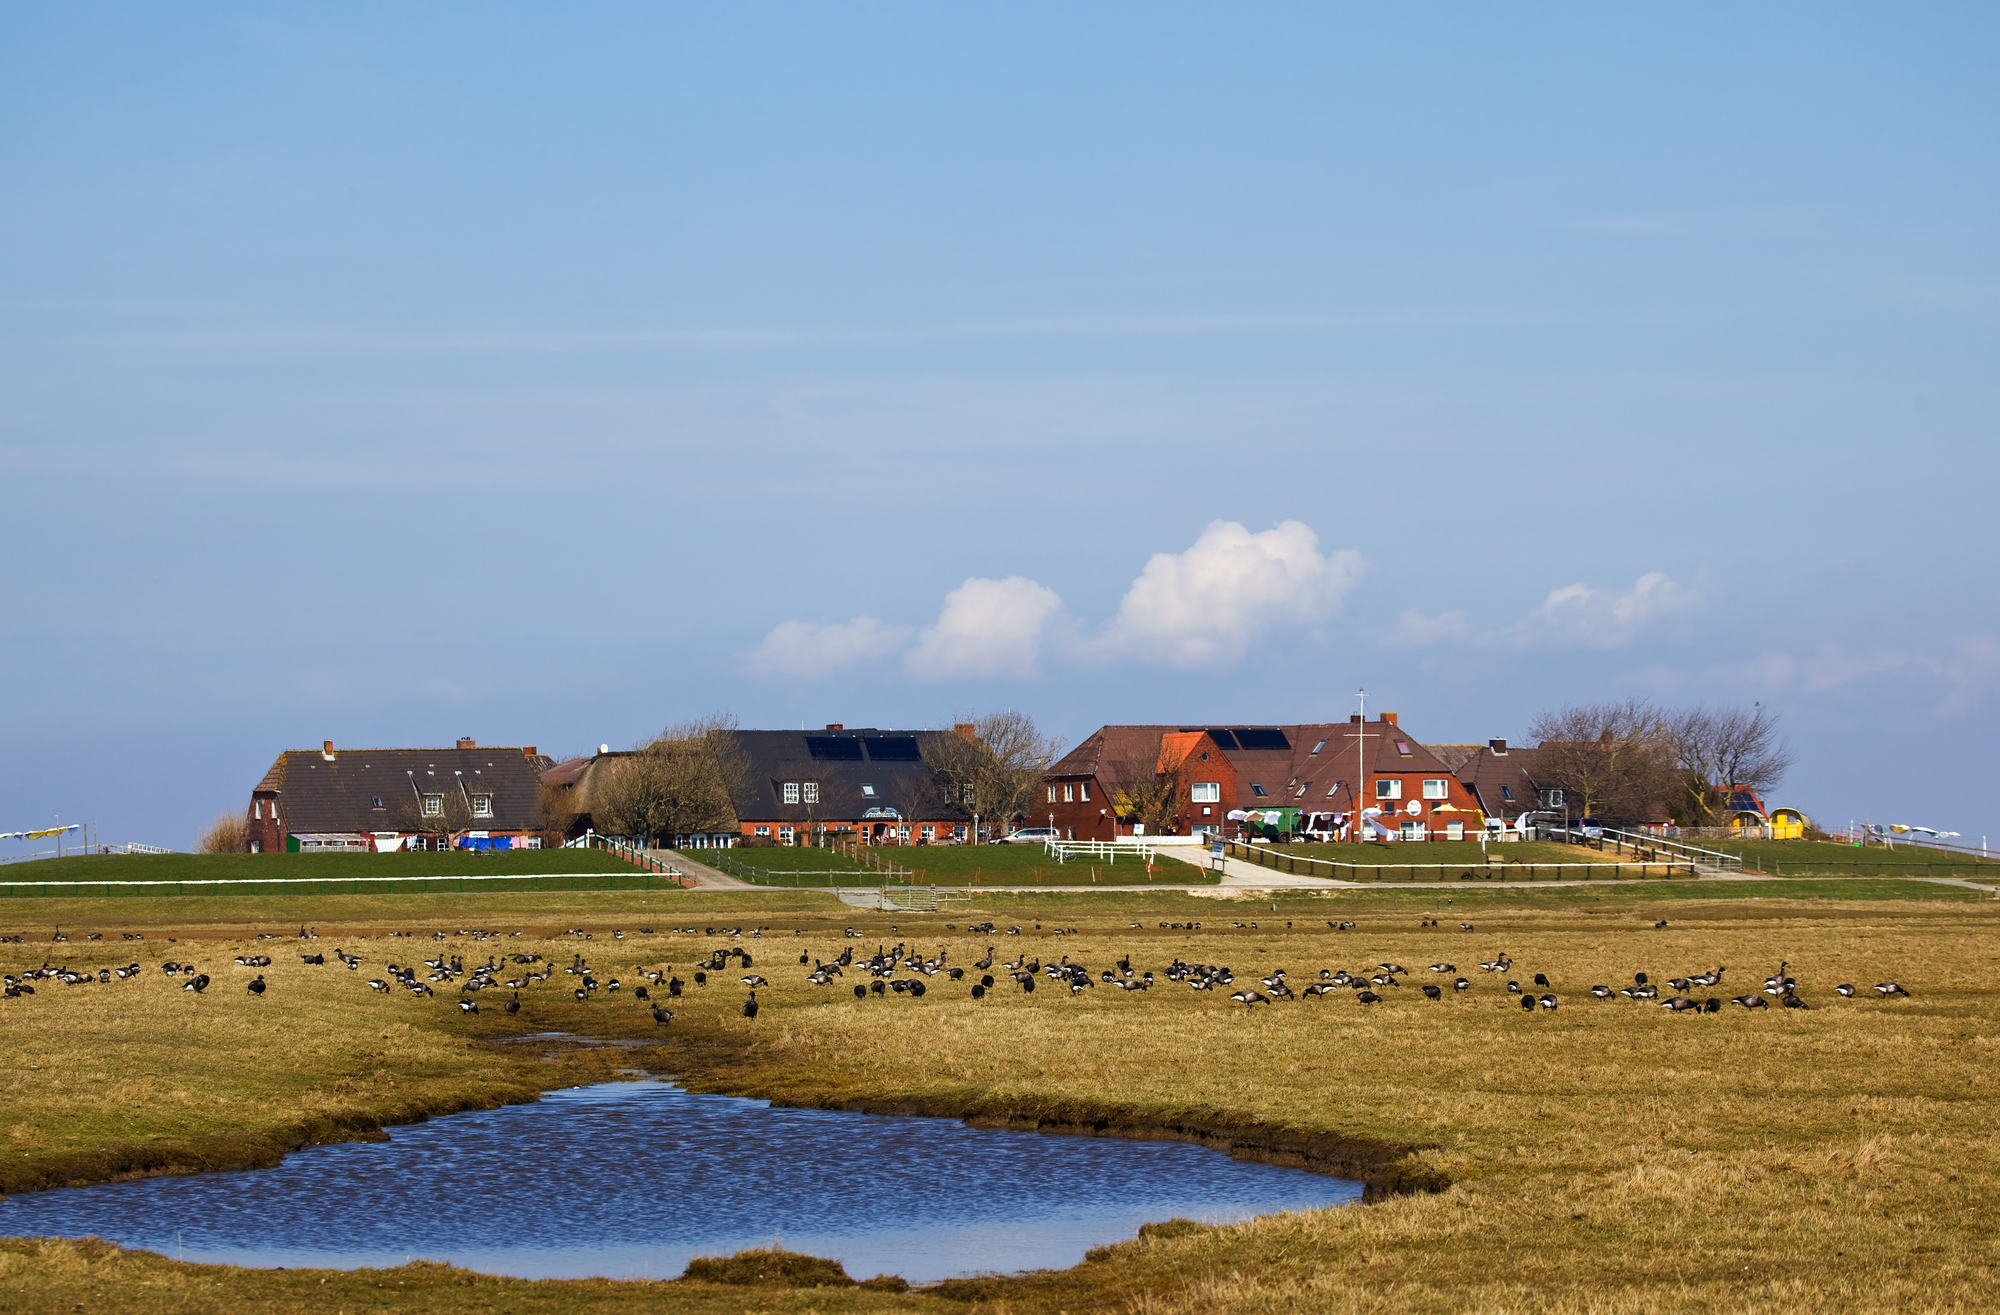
[1204,729,1241,750]
[803,736,864,761]
[862,736,922,761]
[1234,728,1291,750]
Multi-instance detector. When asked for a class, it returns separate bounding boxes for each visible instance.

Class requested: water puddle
[0,1080,1359,1283]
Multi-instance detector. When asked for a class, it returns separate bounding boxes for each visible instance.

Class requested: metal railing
[0,843,177,867]
[1222,838,1693,882]
[704,849,886,888]
[1592,828,1744,872]
[562,831,689,886]
[835,885,972,912]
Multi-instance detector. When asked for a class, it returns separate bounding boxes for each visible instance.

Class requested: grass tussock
[0,889,1996,1312]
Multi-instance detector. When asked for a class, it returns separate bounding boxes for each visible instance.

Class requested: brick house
[246,738,550,853]
[1046,716,1487,842]
[723,724,972,847]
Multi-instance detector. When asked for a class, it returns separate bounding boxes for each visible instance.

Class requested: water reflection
[0,1080,1359,1283]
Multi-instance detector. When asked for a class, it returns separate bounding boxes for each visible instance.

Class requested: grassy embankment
[706,839,1220,887]
[1,879,1997,1312]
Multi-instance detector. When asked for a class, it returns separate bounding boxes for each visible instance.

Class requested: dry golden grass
[0,890,1996,1312]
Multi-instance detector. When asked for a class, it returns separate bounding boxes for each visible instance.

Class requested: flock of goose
[0,924,1920,1030]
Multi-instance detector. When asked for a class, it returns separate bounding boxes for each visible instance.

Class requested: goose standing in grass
[1355,990,1380,1005]
[1835,983,1856,997]
[1538,994,1558,1011]
[741,992,759,1019]
[1732,994,1768,1010]
[1519,995,1536,1012]
[1421,984,1442,1000]
[367,979,390,992]
[651,1005,673,1025]
[1454,977,1471,993]
[1874,982,1911,997]
[459,999,479,1015]
[246,975,266,996]
[505,992,520,1015]
[1590,985,1613,999]
[183,974,209,994]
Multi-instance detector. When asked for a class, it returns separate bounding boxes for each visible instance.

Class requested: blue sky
[2,4,1995,850]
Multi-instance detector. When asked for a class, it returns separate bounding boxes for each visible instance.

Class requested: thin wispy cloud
[1389,572,1701,651]
[103,311,1464,356]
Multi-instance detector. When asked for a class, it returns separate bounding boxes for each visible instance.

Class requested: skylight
[1311,740,1326,754]
[1395,741,1412,755]
[1250,783,1268,797]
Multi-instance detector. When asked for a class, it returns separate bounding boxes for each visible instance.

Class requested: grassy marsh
[0,884,1995,1312]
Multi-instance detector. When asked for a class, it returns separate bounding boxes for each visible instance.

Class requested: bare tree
[396,784,477,852]
[537,760,586,845]
[1664,705,1794,826]
[1108,733,1187,837]
[1527,699,1675,822]
[594,715,744,848]
[198,812,248,854]
[925,711,1064,841]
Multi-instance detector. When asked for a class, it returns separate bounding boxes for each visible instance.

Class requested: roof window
[1311,740,1326,755]
[859,783,878,798]
[1250,783,1268,797]
[1395,741,1413,756]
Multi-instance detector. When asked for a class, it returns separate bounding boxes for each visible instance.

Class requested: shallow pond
[0,1079,1360,1283]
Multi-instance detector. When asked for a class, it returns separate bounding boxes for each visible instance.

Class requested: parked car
[991,827,1060,845]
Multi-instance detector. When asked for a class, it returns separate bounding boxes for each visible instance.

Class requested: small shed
[1768,807,1808,840]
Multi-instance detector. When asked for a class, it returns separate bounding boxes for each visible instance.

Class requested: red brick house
[1045,716,1488,842]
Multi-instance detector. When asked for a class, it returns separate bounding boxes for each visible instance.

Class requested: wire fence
[0,871,681,900]
[1225,839,1694,882]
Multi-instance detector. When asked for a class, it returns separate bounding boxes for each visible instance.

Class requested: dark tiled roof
[253,746,545,834]
[725,729,964,823]
[1453,745,1548,819]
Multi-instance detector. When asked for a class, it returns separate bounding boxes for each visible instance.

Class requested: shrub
[679,1247,853,1287]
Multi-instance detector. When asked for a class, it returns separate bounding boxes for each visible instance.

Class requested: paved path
[651,849,758,890]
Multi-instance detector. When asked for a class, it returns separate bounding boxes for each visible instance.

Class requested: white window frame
[920,824,935,840]
[778,825,794,844]
[1446,821,1465,840]
[1047,784,1057,803]
[782,781,800,805]
[802,781,819,804]
[1191,781,1221,803]
[1422,779,1448,800]
[471,794,493,818]
[754,825,771,837]
[1062,783,1074,803]
[1376,779,1401,800]
[1078,781,1090,802]
[1400,820,1424,841]
[423,794,444,816]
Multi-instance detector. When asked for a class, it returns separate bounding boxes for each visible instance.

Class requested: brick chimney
[1489,738,1508,754]
[954,723,976,742]
[1350,714,1362,724]
[825,723,843,732]
[1383,712,1398,726]
[521,746,538,758]
[457,737,476,750]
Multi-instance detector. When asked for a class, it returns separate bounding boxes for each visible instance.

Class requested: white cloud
[1390,572,1700,651]
[1096,520,1366,668]
[1512,572,1698,648]
[904,576,1064,680]
[1732,638,2000,711]
[747,616,913,678]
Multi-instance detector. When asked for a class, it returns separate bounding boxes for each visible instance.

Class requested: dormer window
[423,794,443,816]
[471,794,493,818]
[802,781,819,804]
[782,782,800,805]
